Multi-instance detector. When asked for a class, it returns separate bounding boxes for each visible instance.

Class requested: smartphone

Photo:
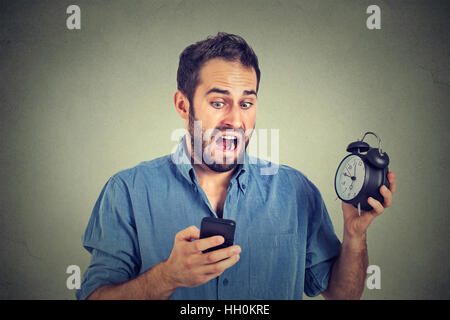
[199,217,236,253]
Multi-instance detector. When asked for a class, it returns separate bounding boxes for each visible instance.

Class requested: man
[76,32,396,300]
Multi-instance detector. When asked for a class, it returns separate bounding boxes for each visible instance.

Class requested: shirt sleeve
[301,174,342,297]
[76,176,141,300]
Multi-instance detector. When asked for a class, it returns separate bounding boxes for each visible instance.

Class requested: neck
[186,136,235,190]
[193,162,235,190]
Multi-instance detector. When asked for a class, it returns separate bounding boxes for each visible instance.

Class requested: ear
[174,90,190,120]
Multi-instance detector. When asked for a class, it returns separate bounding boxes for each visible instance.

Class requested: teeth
[217,135,238,151]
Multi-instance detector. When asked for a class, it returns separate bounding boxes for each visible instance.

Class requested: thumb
[175,225,200,242]
[341,201,358,219]
[342,201,376,231]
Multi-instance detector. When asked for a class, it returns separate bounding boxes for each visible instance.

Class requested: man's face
[187,58,257,172]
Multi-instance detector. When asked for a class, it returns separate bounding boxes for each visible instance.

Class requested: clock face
[335,154,366,201]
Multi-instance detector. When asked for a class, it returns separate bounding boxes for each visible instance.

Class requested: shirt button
[222,278,229,286]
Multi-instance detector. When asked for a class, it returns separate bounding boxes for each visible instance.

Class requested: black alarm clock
[334,132,390,213]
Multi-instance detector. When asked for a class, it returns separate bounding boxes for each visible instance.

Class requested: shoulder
[108,154,174,190]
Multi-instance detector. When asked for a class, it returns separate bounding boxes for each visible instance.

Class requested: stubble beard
[187,105,251,173]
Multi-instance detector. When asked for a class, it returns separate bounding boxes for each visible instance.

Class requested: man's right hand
[162,225,241,289]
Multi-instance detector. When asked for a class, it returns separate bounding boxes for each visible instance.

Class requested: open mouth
[215,135,239,152]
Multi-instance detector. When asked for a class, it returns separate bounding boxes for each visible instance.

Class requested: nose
[222,103,243,130]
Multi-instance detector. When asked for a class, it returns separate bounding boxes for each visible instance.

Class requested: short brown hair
[177,32,261,105]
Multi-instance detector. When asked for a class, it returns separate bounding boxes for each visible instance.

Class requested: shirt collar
[171,135,249,194]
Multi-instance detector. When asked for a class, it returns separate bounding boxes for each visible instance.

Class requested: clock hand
[345,167,353,177]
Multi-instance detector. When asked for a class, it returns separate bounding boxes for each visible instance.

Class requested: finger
[181,245,240,273]
[380,185,392,208]
[387,171,397,195]
[201,254,240,275]
[203,245,241,264]
[192,235,225,253]
[368,197,384,216]
[175,226,200,242]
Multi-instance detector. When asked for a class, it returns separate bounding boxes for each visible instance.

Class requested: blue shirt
[76,136,341,300]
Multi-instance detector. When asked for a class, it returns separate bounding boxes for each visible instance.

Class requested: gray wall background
[0,0,449,299]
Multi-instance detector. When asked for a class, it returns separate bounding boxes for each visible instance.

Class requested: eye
[240,102,253,109]
[211,101,224,109]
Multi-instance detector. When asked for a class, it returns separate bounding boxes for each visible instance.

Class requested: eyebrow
[243,90,257,97]
[205,88,257,97]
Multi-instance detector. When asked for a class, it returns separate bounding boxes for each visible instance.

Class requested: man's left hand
[342,171,397,240]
